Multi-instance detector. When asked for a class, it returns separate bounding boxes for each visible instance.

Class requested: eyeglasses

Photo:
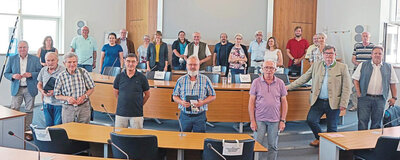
[262,67,275,70]
[323,52,335,55]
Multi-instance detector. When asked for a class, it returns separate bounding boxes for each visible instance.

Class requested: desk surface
[0,105,26,120]
[319,126,400,150]
[55,122,267,152]
[0,146,121,160]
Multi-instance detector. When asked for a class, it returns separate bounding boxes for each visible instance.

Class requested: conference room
[0,0,400,160]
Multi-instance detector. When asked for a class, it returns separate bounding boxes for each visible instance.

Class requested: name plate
[222,140,243,156]
[34,128,51,141]
[154,71,165,80]
[212,66,221,72]
[239,74,251,83]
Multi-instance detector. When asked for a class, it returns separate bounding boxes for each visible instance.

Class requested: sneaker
[310,139,319,147]
[348,106,357,112]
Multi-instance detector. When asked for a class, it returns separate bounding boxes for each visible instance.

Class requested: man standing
[4,41,42,140]
[71,26,98,72]
[37,52,65,126]
[116,29,135,58]
[184,32,212,70]
[248,30,267,68]
[305,34,319,61]
[54,53,95,124]
[172,56,216,132]
[286,26,309,67]
[213,33,233,68]
[349,32,374,112]
[287,45,351,147]
[353,46,398,130]
[249,60,288,160]
[113,54,150,128]
[172,31,190,70]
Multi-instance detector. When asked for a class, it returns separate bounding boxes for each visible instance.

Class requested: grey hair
[45,52,58,60]
[187,55,200,63]
[323,45,336,52]
[372,45,384,52]
[234,33,243,39]
[18,40,29,49]
[255,30,263,36]
[317,32,327,39]
[143,35,150,39]
[263,60,277,69]
[193,32,201,36]
[63,52,78,62]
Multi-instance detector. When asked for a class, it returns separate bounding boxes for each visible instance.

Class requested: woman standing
[147,31,168,71]
[309,33,327,64]
[171,31,190,70]
[137,35,151,64]
[100,32,124,74]
[264,37,283,67]
[37,36,58,66]
[228,34,248,74]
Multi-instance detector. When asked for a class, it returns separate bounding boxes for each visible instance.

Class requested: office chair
[102,67,121,76]
[354,136,400,160]
[203,73,220,83]
[137,63,147,69]
[30,126,89,154]
[203,138,255,160]
[232,74,259,83]
[146,71,172,81]
[110,132,165,160]
[206,66,213,72]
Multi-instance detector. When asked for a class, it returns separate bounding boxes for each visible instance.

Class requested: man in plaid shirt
[54,52,95,124]
[172,56,216,133]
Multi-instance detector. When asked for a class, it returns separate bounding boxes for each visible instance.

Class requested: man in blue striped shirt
[172,56,216,133]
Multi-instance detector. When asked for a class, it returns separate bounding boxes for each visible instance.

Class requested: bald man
[184,32,212,70]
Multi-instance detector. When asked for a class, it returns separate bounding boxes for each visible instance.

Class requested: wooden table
[0,146,122,160]
[54,122,267,160]
[318,126,400,160]
[89,73,345,132]
[0,105,26,149]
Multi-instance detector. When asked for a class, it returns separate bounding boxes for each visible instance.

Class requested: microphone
[101,104,117,132]
[381,116,400,134]
[107,139,129,160]
[106,57,119,77]
[207,143,226,160]
[80,56,93,65]
[176,112,186,137]
[9,131,41,160]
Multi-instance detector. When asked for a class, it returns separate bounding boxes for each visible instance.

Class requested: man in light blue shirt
[248,30,267,68]
[70,26,97,72]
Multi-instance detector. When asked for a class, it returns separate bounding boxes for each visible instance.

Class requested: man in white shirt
[184,32,212,70]
[116,29,135,58]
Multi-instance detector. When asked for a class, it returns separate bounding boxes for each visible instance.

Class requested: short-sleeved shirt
[70,35,98,65]
[248,40,267,62]
[286,38,309,66]
[113,70,149,117]
[54,68,95,104]
[353,42,374,64]
[101,44,123,73]
[229,46,246,69]
[137,45,148,63]
[249,76,287,122]
[172,74,216,114]
[37,65,65,105]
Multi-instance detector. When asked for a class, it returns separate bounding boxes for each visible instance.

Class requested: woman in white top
[137,35,150,64]
[264,37,283,67]
[309,32,327,64]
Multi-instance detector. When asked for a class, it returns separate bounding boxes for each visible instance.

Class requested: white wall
[0,0,126,106]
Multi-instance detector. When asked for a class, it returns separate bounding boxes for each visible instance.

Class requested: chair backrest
[203,138,255,160]
[203,73,220,83]
[30,126,88,154]
[372,136,400,159]
[247,66,261,74]
[275,73,290,85]
[110,132,159,160]
[137,63,147,69]
[102,67,121,76]
[232,74,259,83]
[146,71,172,81]
[206,66,213,72]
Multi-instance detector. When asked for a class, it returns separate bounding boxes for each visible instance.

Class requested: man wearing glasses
[286,45,351,147]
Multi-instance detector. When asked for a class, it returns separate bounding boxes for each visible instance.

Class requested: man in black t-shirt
[113,54,150,128]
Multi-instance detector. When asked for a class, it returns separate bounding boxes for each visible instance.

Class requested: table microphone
[101,104,117,132]
[176,112,186,137]
[9,131,41,160]
[381,116,400,134]
[106,57,119,77]
[107,139,129,160]
[80,56,93,65]
[207,143,226,160]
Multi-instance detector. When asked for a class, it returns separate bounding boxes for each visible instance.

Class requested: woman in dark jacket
[147,31,169,71]
[171,31,190,70]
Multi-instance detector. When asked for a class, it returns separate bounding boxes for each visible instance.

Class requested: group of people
[4,24,398,160]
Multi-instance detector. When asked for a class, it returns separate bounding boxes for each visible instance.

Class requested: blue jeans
[307,99,340,139]
[179,111,206,133]
[78,64,93,72]
[357,96,385,130]
[43,103,62,126]
[230,68,244,75]
[254,121,279,160]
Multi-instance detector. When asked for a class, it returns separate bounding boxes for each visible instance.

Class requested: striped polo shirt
[353,42,374,63]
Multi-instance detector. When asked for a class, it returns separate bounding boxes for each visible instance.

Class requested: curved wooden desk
[0,105,26,149]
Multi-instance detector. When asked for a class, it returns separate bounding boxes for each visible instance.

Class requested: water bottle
[228,70,232,84]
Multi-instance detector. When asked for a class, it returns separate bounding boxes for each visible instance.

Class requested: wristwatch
[392,97,397,100]
[280,119,286,123]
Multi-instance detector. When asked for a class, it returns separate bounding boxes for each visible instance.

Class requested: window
[0,0,63,54]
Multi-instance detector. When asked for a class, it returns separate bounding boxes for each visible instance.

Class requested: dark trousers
[307,99,341,139]
[179,112,206,133]
[78,64,93,72]
[357,96,385,130]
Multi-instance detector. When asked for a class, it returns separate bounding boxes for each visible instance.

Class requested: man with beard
[286,26,309,67]
[213,33,233,67]
[172,56,216,132]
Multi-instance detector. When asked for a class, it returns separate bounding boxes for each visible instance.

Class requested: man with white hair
[249,60,288,160]
[184,32,212,70]
[116,28,135,58]
[37,52,65,126]
[172,56,216,132]
[248,30,267,68]
[70,26,98,72]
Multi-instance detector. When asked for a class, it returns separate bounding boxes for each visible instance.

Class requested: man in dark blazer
[4,41,42,140]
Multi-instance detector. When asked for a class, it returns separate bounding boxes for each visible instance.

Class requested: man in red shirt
[286,26,309,67]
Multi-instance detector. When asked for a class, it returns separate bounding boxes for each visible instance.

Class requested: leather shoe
[25,133,33,141]
[348,106,357,112]
[310,139,319,147]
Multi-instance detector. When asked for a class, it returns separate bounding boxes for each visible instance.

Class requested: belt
[366,94,383,98]
[253,60,264,62]
[183,112,204,117]
[318,98,329,102]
